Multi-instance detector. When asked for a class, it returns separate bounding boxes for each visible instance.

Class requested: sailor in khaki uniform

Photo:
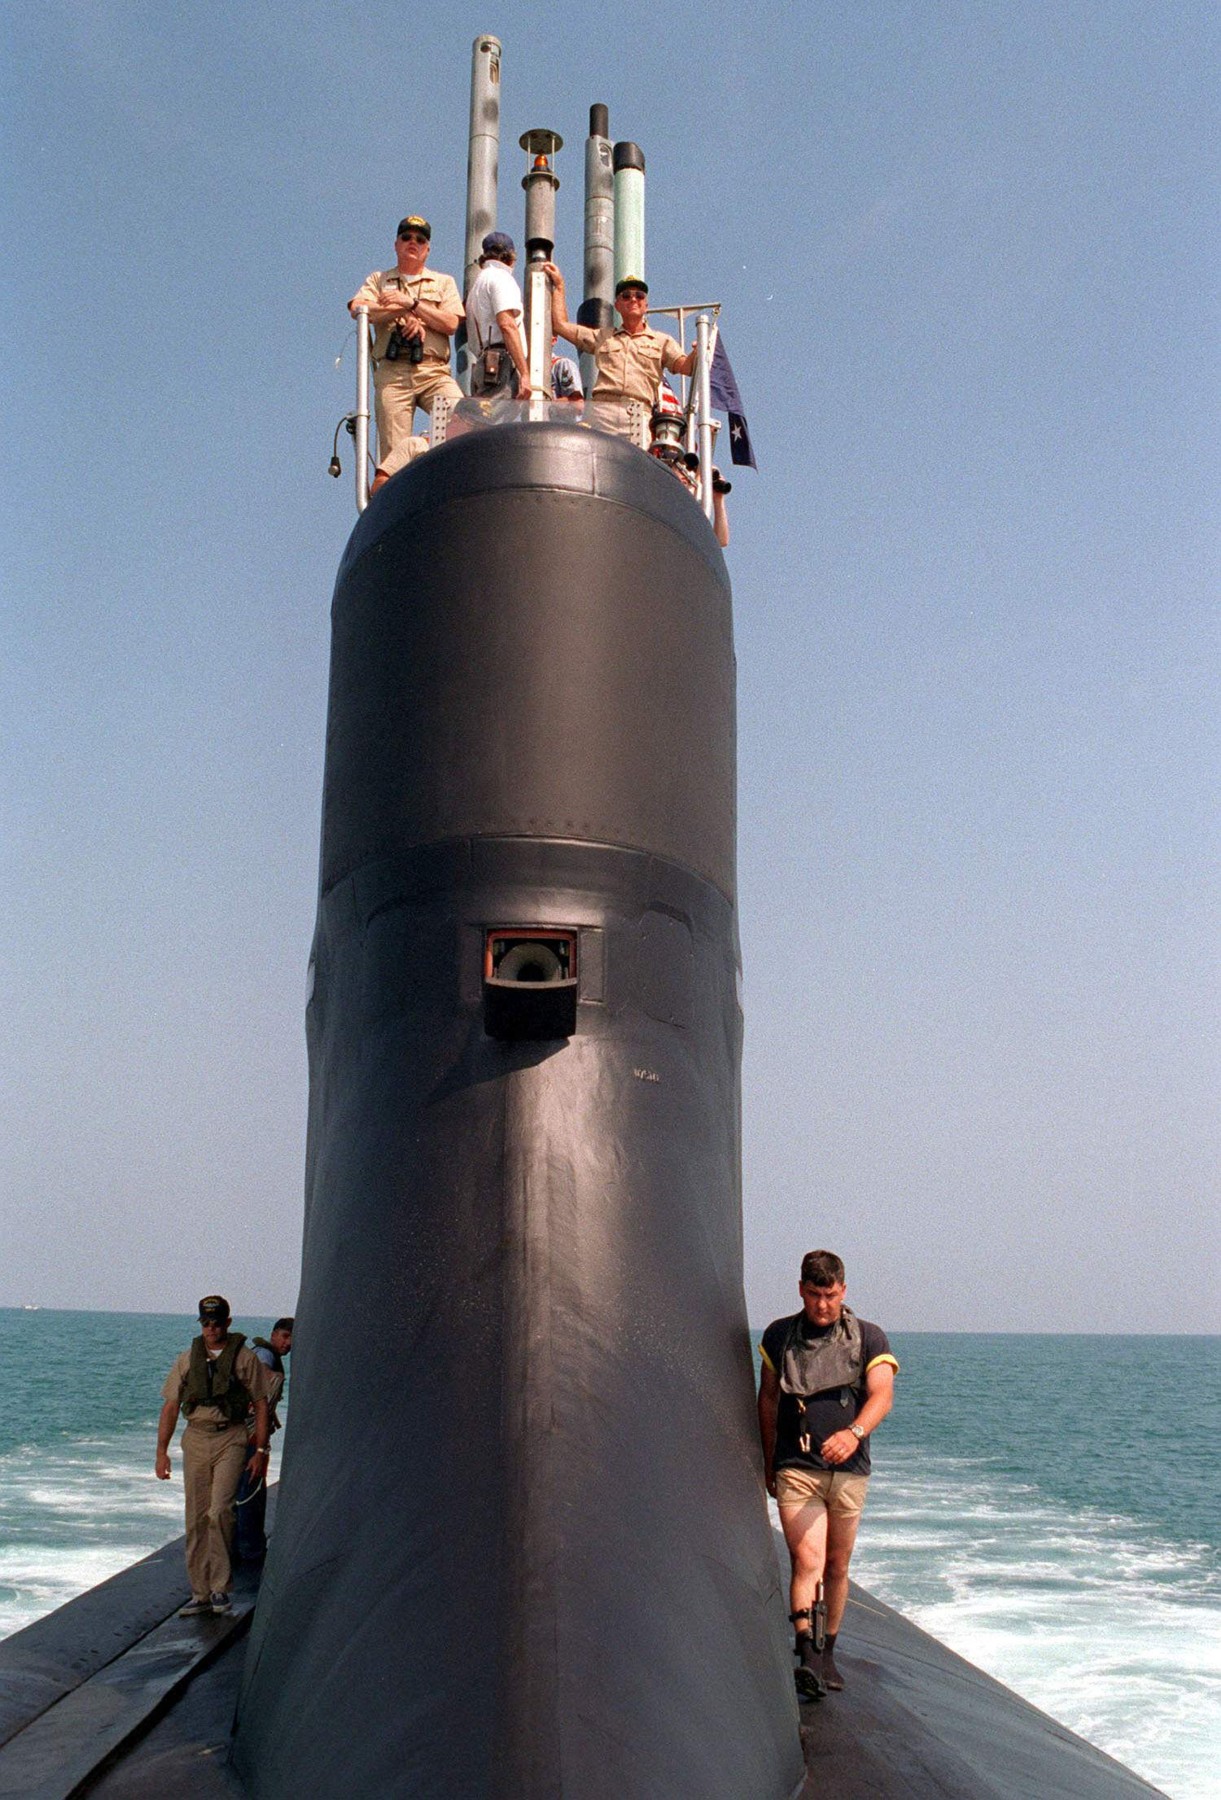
[348,215,464,491]
[155,1294,271,1616]
[542,265,696,436]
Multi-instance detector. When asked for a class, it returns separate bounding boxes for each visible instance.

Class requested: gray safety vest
[777,1309,863,1399]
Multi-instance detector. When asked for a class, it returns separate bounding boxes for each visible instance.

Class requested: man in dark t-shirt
[758,1250,898,1697]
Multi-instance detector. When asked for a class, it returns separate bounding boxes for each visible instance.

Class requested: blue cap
[482,231,516,257]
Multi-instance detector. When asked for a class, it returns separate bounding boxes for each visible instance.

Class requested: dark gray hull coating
[232,428,805,1797]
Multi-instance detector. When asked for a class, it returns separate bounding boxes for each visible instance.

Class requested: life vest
[777,1309,863,1401]
[252,1336,284,1376]
[777,1309,864,1453]
[183,1332,250,1421]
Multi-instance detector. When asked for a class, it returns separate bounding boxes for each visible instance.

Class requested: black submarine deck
[0,1509,1164,1799]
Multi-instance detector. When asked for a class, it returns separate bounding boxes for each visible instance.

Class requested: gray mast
[578,103,615,395]
[459,33,502,392]
[613,139,645,282]
[520,128,561,411]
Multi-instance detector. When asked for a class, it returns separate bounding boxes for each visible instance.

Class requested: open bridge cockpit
[332,37,733,539]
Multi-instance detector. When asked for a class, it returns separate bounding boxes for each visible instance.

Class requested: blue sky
[3,3,1217,1329]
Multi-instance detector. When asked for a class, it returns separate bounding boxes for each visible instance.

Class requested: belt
[185,1419,242,1432]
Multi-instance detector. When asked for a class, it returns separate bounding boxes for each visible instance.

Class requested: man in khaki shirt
[155,1294,271,1616]
[349,215,464,491]
[542,264,696,437]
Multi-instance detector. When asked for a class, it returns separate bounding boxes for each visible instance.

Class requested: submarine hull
[232,426,804,1797]
[0,1535,1168,1798]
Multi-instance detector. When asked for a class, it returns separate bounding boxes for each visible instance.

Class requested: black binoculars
[386,325,424,365]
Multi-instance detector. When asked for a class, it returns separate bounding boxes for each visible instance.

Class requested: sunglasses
[619,288,647,299]
[400,232,429,245]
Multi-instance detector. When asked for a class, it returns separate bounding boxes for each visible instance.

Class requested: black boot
[794,1632,827,1700]
[820,1631,844,1692]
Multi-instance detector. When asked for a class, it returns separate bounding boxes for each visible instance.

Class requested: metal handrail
[649,302,722,492]
[526,264,550,422]
[354,308,371,513]
[647,302,722,337]
[694,315,715,520]
[351,299,722,526]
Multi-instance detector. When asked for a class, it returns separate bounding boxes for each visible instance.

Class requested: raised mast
[460,33,502,391]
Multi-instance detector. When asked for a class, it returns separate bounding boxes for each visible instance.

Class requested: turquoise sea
[1,1311,1217,1796]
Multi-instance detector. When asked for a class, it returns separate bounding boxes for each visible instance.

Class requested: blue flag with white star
[708,335,757,469]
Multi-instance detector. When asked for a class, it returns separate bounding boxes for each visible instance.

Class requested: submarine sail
[231,425,804,1796]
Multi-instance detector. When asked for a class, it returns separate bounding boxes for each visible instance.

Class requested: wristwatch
[849,1423,866,1440]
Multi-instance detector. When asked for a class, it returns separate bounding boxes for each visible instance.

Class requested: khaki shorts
[775,1467,870,1516]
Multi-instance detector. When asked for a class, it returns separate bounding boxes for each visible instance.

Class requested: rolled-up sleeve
[350,271,383,311]
[566,322,601,355]
[160,1353,188,1406]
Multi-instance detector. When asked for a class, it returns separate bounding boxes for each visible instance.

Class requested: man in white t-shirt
[465,232,532,399]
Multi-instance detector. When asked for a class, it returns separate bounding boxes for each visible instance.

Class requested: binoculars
[386,325,425,365]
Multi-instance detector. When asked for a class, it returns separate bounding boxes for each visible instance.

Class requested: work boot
[820,1644,844,1691]
[794,1632,827,1700]
[178,1596,211,1617]
[209,1592,233,1617]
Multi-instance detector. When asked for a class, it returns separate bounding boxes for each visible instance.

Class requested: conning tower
[234,40,799,1799]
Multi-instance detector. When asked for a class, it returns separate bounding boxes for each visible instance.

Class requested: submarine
[0,37,1168,1800]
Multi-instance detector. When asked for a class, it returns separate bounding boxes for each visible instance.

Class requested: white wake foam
[851,1451,1221,1799]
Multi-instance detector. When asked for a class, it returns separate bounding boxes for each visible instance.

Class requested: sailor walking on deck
[155,1295,272,1618]
[234,1316,293,1564]
[758,1251,898,1697]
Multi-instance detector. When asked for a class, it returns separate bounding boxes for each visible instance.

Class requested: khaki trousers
[586,397,649,446]
[374,361,462,476]
[181,1422,248,1599]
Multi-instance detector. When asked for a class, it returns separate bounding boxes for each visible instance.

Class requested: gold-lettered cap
[397,215,431,240]
[198,1294,230,1322]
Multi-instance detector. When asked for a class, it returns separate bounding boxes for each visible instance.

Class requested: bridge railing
[351,301,723,525]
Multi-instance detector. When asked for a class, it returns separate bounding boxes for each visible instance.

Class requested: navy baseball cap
[198,1295,231,1322]
[396,215,431,240]
[482,230,516,257]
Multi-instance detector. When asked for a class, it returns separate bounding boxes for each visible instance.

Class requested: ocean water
[2,1314,1218,1796]
[766,1330,1221,1800]
[0,1310,263,1631]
